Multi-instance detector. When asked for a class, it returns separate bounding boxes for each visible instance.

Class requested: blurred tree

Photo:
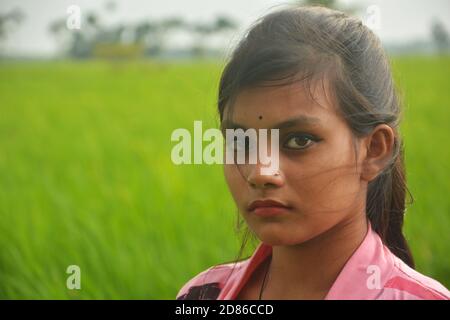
[134,21,153,43]
[431,19,449,54]
[160,17,186,31]
[48,9,239,59]
[49,18,66,36]
[85,11,102,35]
[95,24,125,43]
[49,18,74,56]
[190,15,237,57]
[295,0,358,14]
[213,15,238,33]
[133,21,162,56]
[49,10,103,59]
[70,11,103,58]
[158,16,186,55]
[190,22,214,57]
[297,0,338,9]
[68,32,91,58]
[0,8,24,41]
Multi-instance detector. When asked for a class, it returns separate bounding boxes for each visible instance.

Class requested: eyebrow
[221,115,321,131]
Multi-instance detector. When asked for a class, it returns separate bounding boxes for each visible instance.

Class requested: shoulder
[381,255,450,300]
[176,261,244,300]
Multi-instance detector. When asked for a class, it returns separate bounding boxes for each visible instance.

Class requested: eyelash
[282,133,321,151]
[229,133,321,152]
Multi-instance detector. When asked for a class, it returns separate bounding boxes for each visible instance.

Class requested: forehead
[225,78,338,128]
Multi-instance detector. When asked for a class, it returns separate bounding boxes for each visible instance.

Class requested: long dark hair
[217,5,415,268]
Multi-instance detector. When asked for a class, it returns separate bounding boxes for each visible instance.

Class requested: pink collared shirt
[176,222,449,300]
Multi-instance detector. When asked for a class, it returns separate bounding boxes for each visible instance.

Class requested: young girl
[176,5,449,300]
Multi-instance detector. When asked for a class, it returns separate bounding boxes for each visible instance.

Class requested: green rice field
[0,56,448,299]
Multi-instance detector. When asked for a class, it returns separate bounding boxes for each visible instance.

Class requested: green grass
[0,57,449,299]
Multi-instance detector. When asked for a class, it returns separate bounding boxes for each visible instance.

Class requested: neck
[265,213,369,299]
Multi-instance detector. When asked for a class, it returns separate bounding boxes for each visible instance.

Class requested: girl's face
[222,80,368,246]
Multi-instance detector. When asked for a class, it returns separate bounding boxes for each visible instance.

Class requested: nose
[246,163,284,189]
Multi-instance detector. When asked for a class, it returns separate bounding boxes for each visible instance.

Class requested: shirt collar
[219,220,394,299]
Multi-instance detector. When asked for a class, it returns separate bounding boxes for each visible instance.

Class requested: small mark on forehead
[258,115,263,120]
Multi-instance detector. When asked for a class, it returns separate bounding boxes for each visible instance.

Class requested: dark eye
[283,134,317,150]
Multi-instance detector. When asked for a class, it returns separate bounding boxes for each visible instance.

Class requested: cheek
[223,164,246,206]
[272,156,362,245]
[286,143,362,214]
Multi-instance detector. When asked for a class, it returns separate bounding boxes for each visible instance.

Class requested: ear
[361,124,395,182]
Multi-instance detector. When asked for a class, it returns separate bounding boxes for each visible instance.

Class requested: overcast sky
[1,0,449,56]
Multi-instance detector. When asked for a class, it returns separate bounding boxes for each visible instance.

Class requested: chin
[252,225,314,246]
[252,221,327,247]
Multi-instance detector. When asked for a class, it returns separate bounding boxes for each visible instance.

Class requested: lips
[248,199,291,216]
